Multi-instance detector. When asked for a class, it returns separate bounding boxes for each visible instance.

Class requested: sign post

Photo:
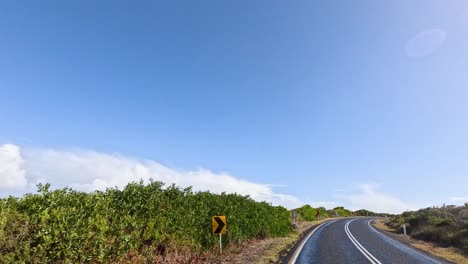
[219,233,222,254]
[212,216,226,254]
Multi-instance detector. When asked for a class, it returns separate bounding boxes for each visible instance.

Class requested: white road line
[346,220,382,264]
[345,219,383,264]
[289,220,336,264]
[345,220,379,264]
[367,219,443,264]
[345,222,376,264]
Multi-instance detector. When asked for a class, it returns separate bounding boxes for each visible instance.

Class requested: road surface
[290,218,450,264]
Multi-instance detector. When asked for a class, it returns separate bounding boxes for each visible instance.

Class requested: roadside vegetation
[0,180,391,263]
[386,203,468,255]
[293,205,387,221]
[294,204,329,221]
[0,180,291,263]
[353,209,390,217]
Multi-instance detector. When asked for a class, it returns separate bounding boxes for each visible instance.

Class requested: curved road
[291,218,450,264]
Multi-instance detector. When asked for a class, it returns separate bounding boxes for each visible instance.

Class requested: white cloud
[405,28,447,58]
[0,144,27,190]
[308,200,339,209]
[2,144,303,209]
[0,144,420,213]
[450,197,468,202]
[337,184,414,214]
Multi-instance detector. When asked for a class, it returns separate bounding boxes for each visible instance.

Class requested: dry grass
[410,242,467,264]
[374,219,468,264]
[373,219,395,232]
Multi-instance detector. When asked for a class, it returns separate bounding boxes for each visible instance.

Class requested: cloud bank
[337,184,415,214]
[0,144,27,190]
[451,197,468,202]
[1,144,302,208]
[1,144,415,213]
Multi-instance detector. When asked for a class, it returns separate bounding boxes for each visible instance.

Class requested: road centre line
[345,219,382,264]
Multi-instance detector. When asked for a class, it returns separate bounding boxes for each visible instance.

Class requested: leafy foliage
[293,205,389,222]
[292,205,329,221]
[387,203,468,254]
[291,204,329,221]
[0,180,291,263]
[295,205,317,221]
[331,206,352,217]
[353,209,390,217]
[293,205,388,222]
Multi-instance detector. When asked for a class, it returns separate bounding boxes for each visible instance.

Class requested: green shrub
[332,206,352,217]
[296,205,317,221]
[0,180,291,263]
[387,204,468,254]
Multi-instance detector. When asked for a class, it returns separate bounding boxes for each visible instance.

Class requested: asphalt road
[291,218,450,264]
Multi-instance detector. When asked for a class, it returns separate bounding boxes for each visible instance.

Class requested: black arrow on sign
[214,217,225,233]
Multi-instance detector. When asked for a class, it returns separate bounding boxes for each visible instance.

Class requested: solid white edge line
[345,219,382,264]
[344,220,378,264]
[289,220,336,264]
[367,219,443,264]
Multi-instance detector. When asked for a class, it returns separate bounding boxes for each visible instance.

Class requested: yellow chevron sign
[212,216,226,234]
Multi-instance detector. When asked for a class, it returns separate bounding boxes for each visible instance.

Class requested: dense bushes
[332,206,353,217]
[294,205,329,221]
[0,180,291,263]
[293,205,386,221]
[387,203,468,254]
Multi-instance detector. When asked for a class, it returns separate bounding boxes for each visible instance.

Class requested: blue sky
[1,1,468,213]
